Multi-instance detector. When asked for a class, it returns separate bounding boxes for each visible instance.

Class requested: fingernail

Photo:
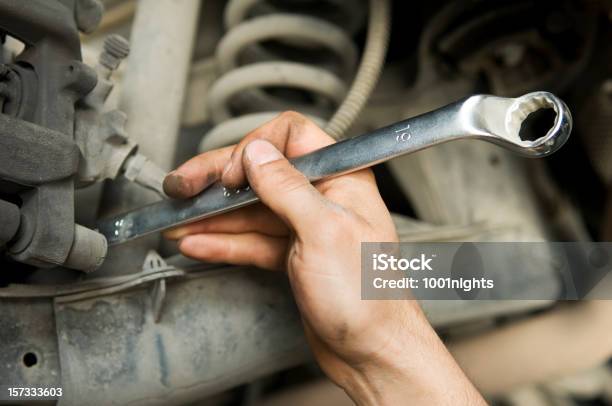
[163,171,187,198]
[244,140,282,165]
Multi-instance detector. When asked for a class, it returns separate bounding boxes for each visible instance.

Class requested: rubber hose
[325,0,391,139]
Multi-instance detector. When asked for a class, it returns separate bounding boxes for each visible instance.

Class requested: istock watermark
[372,253,434,271]
[361,242,612,300]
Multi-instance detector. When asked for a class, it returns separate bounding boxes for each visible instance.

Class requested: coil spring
[199,0,364,151]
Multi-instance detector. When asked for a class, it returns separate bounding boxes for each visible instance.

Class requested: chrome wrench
[98,91,572,246]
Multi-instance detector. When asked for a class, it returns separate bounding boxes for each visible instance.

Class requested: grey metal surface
[63,224,108,272]
[99,91,572,246]
[0,114,80,185]
[54,268,309,406]
[0,299,62,394]
[0,0,107,272]
[0,198,20,245]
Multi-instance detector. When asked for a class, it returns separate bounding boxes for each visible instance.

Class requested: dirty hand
[163,112,484,405]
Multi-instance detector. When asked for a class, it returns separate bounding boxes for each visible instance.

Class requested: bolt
[99,34,130,71]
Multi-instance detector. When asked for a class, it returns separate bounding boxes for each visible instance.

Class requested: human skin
[163,112,485,405]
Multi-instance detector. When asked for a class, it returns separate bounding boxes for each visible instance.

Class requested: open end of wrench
[502,91,572,157]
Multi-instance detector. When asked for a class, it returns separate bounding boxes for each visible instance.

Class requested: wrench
[98,91,572,246]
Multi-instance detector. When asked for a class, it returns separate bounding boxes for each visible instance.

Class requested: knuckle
[279,111,318,136]
[222,237,237,257]
[278,110,307,123]
[281,111,334,148]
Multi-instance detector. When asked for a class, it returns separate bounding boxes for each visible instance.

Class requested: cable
[325,0,391,139]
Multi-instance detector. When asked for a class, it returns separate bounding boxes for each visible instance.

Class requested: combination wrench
[98,91,572,246]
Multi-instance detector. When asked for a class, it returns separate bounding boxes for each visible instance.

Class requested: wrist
[337,309,485,405]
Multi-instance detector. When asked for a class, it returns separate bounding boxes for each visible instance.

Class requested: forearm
[339,319,486,405]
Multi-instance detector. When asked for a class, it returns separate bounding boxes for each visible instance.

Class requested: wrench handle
[98,104,462,246]
[292,103,463,181]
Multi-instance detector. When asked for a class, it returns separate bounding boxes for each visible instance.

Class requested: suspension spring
[199,0,364,151]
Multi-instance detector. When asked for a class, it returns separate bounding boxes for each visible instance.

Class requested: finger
[178,232,288,271]
[163,145,234,198]
[221,111,335,188]
[315,168,381,211]
[242,139,334,236]
[163,204,288,240]
[315,169,394,233]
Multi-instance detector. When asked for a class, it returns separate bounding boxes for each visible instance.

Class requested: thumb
[242,139,329,234]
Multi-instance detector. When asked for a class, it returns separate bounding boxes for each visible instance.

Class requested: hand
[163,112,485,405]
